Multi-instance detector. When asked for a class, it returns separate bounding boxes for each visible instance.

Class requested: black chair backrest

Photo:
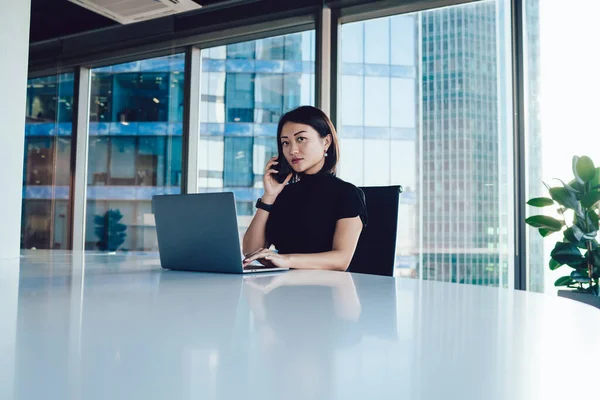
[347,185,402,277]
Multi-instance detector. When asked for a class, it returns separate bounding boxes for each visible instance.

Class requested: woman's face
[279,122,330,175]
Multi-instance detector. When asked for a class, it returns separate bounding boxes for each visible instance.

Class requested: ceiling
[29,0,250,43]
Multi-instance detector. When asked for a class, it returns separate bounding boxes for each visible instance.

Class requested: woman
[242,106,367,271]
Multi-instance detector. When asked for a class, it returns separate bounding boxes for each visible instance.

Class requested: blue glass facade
[85,54,185,251]
[22,73,74,249]
[197,31,316,235]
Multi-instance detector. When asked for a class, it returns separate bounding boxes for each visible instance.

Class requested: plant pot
[558,290,600,309]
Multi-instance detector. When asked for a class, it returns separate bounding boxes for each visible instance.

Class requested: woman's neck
[303,158,326,175]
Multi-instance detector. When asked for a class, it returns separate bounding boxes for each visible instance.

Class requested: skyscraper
[420,2,505,285]
[339,1,518,285]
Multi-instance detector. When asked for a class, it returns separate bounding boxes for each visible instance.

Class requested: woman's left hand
[243,248,291,269]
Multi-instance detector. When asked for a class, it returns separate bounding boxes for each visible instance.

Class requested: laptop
[152,192,287,274]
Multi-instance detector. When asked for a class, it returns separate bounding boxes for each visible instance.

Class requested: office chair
[347,185,402,277]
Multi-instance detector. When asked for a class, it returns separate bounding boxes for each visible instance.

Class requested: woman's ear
[324,134,332,149]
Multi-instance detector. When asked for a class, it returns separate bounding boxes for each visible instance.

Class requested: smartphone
[272,156,292,184]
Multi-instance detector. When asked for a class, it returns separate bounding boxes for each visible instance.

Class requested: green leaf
[555,276,575,287]
[577,211,600,239]
[549,187,579,210]
[527,197,554,207]
[563,230,590,250]
[571,270,591,283]
[551,242,584,265]
[567,258,587,268]
[581,191,600,209]
[549,258,563,271]
[525,215,564,230]
[588,168,600,194]
[565,226,584,243]
[554,179,580,195]
[573,156,584,184]
[576,156,597,182]
[539,228,555,237]
[568,179,585,195]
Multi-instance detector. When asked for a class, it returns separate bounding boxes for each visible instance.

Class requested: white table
[1,251,599,400]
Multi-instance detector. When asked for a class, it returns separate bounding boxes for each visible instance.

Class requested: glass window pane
[198,31,316,241]
[201,71,226,124]
[257,37,284,60]
[338,139,364,186]
[227,42,255,59]
[364,139,391,185]
[255,74,283,123]
[341,75,363,127]
[524,0,599,294]
[22,73,75,250]
[339,0,514,287]
[364,77,390,127]
[364,18,390,64]
[342,23,364,64]
[86,53,185,251]
[391,78,416,128]
[224,137,254,187]
[226,73,255,123]
[391,15,416,66]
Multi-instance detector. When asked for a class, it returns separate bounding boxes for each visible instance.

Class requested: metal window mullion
[510,0,526,290]
[316,5,333,116]
[329,8,341,129]
[184,47,202,194]
[418,12,424,281]
[72,67,91,252]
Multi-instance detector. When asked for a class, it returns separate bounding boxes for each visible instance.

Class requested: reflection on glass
[339,0,514,287]
[85,54,185,251]
[22,73,74,250]
[198,31,316,240]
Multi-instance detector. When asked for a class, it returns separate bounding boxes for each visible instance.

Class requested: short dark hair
[276,106,340,176]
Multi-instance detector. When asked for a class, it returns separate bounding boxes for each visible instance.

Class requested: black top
[265,172,368,254]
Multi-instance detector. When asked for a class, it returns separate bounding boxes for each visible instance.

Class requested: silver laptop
[152,192,287,274]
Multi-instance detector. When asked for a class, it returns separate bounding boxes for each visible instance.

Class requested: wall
[0,0,31,258]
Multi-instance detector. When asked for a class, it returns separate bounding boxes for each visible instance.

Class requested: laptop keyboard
[243,262,275,270]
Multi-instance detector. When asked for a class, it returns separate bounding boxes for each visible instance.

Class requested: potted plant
[526,155,600,309]
[94,209,127,252]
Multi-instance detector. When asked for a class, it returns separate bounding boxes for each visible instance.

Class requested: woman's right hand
[263,156,292,201]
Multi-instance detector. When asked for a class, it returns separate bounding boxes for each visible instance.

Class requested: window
[85,54,185,251]
[197,30,316,240]
[22,73,74,250]
[339,0,514,287]
[524,0,599,294]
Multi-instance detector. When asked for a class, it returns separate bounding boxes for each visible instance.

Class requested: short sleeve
[337,183,368,228]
